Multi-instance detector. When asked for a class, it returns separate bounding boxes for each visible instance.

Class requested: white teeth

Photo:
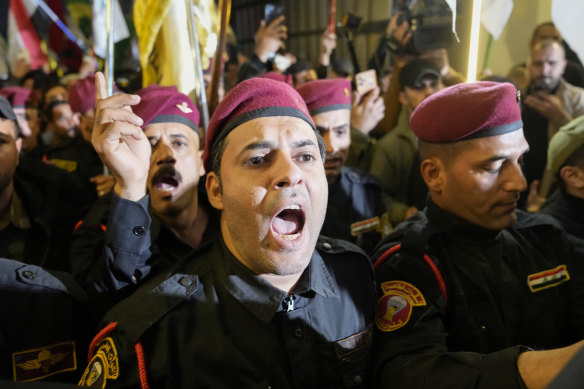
[156,183,176,192]
[284,204,300,210]
[276,232,300,241]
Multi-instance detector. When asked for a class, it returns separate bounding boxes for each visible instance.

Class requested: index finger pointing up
[95,71,107,101]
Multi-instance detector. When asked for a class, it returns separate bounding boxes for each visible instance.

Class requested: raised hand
[254,16,287,62]
[92,71,151,201]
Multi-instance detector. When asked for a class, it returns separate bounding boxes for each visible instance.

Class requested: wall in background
[231,0,557,80]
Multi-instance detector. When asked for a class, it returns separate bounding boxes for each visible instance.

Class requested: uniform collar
[216,237,338,324]
[0,190,30,231]
[425,199,501,242]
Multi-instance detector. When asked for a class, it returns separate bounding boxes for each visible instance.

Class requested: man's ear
[420,157,445,194]
[206,172,224,211]
[15,137,22,154]
[398,91,407,107]
[560,165,584,190]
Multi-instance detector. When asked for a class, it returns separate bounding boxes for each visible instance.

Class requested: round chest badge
[376,281,426,332]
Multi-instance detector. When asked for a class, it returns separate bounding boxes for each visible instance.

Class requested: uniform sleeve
[78,193,153,319]
[99,194,153,289]
[373,254,527,389]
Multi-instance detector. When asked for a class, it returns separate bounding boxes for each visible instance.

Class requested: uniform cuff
[106,193,152,254]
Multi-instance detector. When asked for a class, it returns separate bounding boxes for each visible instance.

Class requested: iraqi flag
[0,0,49,73]
[0,0,83,74]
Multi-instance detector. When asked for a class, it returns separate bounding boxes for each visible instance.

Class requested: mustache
[150,165,182,186]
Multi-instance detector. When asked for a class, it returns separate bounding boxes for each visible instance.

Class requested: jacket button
[133,226,145,236]
[353,375,363,385]
[294,328,303,338]
[179,277,192,286]
[22,271,36,279]
[322,242,332,250]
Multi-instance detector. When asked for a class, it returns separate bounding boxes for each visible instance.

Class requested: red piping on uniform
[421,252,448,305]
[87,322,118,362]
[373,244,402,270]
[373,244,448,304]
[74,220,83,231]
[135,341,150,389]
[100,223,107,232]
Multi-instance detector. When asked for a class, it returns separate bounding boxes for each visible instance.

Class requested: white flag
[552,0,584,65]
[443,0,460,42]
[481,0,513,40]
[92,0,130,58]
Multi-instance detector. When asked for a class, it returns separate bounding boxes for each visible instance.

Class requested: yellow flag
[133,0,220,96]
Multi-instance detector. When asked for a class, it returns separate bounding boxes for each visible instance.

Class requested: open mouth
[151,166,182,192]
[271,205,306,241]
[155,175,179,192]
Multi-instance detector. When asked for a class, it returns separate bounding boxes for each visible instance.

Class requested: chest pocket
[313,326,373,388]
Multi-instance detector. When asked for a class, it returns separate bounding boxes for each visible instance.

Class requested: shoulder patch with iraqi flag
[527,265,570,292]
[376,281,426,332]
[78,337,119,388]
[12,341,76,382]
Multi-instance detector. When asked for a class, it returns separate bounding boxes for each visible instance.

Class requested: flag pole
[103,0,114,175]
[208,0,231,116]
[481,33,494,75]
[185,0,210,135]
[466,0,482,82]
[35,0,87,52]
[105,0,115,97]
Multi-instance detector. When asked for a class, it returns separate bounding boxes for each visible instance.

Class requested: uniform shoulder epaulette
[0,259,87,301]
[372,215,448,310]
[516,209,565,231]
[317,235,368,257]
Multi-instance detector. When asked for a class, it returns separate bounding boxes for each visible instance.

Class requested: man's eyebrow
[240,140,275,154]
[292,139,317,148]
[478,147,531,164]
[316,124,349,132]
[169,133,189,139]
[333,123,350,131]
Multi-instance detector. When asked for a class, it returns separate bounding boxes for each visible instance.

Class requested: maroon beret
[0,86,31,108]
[260,71,293,86]
[69,74,96,114]
[410,81,522,143]
[296,78,352,115]
[133,84,200,132]
[203,77,315,171]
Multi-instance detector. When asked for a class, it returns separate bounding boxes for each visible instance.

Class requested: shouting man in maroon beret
[71,74,219,317]
[372,81,584,388]
[78,76,375,388]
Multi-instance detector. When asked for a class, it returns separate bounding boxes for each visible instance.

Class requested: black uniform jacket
[0,258,90,383]
[372,200,584,389]
[322,166,388,255]
[79,236,376,389]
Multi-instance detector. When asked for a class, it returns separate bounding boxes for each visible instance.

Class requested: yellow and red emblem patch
[376,281,426,332]
[78,337,119,388]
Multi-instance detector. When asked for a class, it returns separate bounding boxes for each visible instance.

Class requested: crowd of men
[1,11,584,389]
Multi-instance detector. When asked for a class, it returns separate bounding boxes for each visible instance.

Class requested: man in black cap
[369,58,443,226]
[372,81,584,389]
